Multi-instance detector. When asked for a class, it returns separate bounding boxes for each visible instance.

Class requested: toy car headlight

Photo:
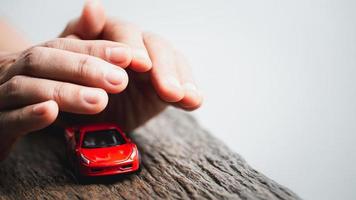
[130,148,137,160]
[80,153,90,165]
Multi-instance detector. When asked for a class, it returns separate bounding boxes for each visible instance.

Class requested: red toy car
[64,123,140,177]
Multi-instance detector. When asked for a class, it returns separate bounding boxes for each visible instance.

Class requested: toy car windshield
[82,129,126,148]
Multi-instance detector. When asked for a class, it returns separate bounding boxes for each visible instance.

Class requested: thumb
[60,0,106,39]
[0,100,59,161]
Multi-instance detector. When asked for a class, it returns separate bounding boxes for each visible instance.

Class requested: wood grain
[0,108,300,200]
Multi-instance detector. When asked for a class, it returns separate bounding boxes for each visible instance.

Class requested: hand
[0,38,133,160]
[59,1,203,131]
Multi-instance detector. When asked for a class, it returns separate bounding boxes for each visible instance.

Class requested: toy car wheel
[73,164,89,183]
[137,151,142,173]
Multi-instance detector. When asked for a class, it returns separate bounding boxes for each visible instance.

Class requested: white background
[1,0,356,199]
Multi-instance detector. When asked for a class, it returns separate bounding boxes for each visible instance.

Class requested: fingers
[143,32,184,102]
[42,38,132,67]
[60,0,106,39]
[103,19,152,72]
[0,100,58,160]
[61,2,152,72]
[0,76,108,114]
[2,45,129,94]
[143,32,203,109]
[0,100,58,134]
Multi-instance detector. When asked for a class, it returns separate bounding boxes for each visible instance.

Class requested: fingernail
[134,49,152,66]
[165,76,182,91]
[82,89,102,104]
[84,0,100,11]
[183,82,201,99]
[32,102,47,115]
[105,68,126,85]
[105,47,131,64]
[184,83,198,93]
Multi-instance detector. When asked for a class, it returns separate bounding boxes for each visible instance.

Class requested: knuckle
[21,46,45,74]
[52,83,67,105]
[0,76,24,109]
[143,31,171,47]
[77,56,97,79]
[43,38,66,49]
[111,18,141,34]
[3,75,24,97]
[0,54,18,84]
[86,44,96,57]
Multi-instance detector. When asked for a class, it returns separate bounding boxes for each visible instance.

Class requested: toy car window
[82,129,126,148]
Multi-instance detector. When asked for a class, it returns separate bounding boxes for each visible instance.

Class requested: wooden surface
[0,108,300,200]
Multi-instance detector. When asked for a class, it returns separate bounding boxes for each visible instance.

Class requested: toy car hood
[81,143,134,164]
